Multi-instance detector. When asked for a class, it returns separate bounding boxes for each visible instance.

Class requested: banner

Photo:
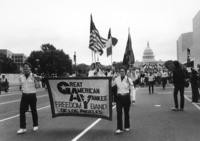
[46,77,112,120]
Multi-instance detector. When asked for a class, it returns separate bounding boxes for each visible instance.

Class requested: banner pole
[91,50,94,63]
[111,51,112,65]
[94,52,96,65]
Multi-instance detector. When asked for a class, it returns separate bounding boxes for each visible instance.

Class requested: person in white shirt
[17,62,40,134]
[88,63,96,77]
[161,70,168,90]
[112,67,133,134]
[148,72,155,94]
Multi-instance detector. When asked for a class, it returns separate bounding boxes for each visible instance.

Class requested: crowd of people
[86,61,200,133]
[1,60,200,135]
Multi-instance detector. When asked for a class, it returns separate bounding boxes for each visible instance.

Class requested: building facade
[0,49,13,59]
[142,42,156,64]
[0,49,27,69]
[191,10,200,67]
[12,53,27,68]
[177,32,193,64]
[134,42,164,69]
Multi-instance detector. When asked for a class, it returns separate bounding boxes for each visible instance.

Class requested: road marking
[71,105,116,141]
[154,104,161,107]
[150,90,192,95]
[0,93,21,97]
[184,95,200,111]
[0,105,50,123]
[0,95,48,105]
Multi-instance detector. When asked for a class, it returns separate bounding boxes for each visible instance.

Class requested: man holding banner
[17,62,40,134]
[112,67,133,134]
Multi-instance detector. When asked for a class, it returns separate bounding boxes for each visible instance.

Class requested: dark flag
[122,31,135,68]
[106,46,112,57]
[73,52,76,64]
[106,29,112,56]
[106,28,118,56]
[187,48,191,63]
[89,15,107,55]
[186,48,194,67]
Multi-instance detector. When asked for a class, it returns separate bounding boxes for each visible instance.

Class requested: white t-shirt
[19,73,37,94]
[113,75,133,95]
[148,75,155,82]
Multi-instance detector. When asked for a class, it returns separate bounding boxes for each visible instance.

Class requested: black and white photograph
[0,0,200,140]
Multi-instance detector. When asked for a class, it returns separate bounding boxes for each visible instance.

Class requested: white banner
[47,77,112,120]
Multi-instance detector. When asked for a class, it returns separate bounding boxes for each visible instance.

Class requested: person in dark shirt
[190,68,200,103]
[172,61,186,111]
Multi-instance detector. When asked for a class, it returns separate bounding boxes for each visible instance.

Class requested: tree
[26,44,72,77]
[75,63,90,76]
[41,43,56,52]
[26,51,43,73]
[0,54,19,73]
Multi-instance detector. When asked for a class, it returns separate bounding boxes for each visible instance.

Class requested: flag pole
[128,27,130,69]
[110,28,113,65]
[91,50,94,64]
[74,51,77,76]
[97,54,99,62]
[94,52,96,66]
[111,52,112,65]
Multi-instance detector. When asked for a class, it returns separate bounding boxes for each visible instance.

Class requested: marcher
[161,70,168,90]
[88,63,96,77]
[148,72,155,94]
[17,62,40,134]
[127,69,136,103]
[112,67,133,134]
[140,72,145,87]
[190,68,200,103]
[1,75,9,92]
[171,61,186,111]
[0,76,1,95]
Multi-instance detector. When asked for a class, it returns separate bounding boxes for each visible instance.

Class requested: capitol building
[134,42,164,68]
[142,42,155,64]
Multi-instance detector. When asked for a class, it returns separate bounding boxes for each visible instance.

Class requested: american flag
[89,15,107,55]
[106,28,118,57]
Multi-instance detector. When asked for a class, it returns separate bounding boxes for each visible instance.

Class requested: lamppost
[74,52,77,76]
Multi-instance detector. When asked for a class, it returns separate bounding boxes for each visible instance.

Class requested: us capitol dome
[142,42,155,63]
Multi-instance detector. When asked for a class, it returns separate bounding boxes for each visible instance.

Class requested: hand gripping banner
[46,77,112,120]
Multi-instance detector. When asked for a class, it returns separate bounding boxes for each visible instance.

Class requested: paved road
[0,86,200,141]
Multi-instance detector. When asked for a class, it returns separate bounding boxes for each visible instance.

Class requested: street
[0,85,200,141]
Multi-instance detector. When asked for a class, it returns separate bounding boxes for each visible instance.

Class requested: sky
[0,0,200,65]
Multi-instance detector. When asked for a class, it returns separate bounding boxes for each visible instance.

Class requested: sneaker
[17,129,27,134]
[115,129,123,134]
[171,107,178,111]
[124,128,130,132]
[33,126,39,131]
